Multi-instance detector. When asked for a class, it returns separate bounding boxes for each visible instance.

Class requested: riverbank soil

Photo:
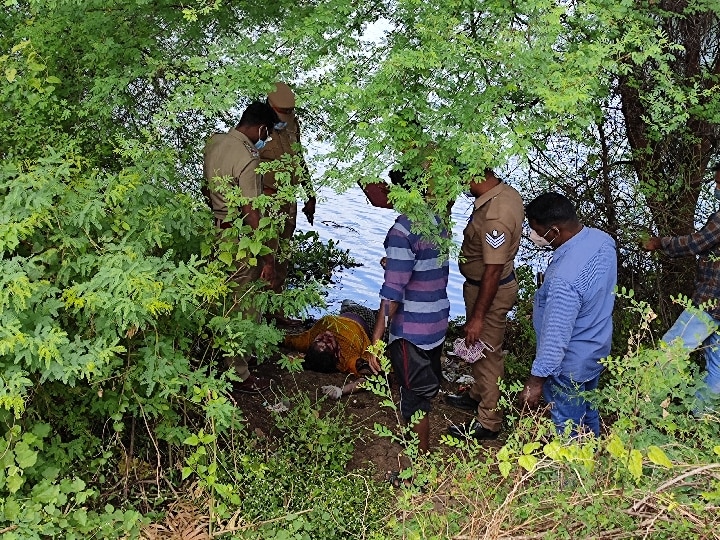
[140,344,509,538]
[233,345,504,481]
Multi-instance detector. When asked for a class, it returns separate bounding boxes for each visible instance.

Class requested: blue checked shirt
[660,210,720,320]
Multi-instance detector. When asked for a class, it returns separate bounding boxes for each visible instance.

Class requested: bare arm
[464,263,503,345]
[368,298,399,373]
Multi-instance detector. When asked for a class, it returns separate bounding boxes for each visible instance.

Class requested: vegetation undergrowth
[4,0,720,536]
[161,392,391,540]
[361,291,719,539]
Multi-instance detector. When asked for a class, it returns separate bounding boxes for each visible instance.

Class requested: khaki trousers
[463,279,518,432]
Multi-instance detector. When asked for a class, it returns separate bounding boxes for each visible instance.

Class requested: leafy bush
[364,289,720,539]
[284,230,360,289]
[178,392,391,539]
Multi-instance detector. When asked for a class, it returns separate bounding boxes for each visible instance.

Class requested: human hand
[641,236,661,251]
[520,375,545,409]
[321,385,343,399]
[463,318,483,346]
[367,354,381,375]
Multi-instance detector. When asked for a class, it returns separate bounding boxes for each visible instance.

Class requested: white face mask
[529,227,557,248]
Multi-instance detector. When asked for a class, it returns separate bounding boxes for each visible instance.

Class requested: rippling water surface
[296,186,477,319]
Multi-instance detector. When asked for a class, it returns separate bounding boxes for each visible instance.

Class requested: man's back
[203,129,261,221]
[533,226,617,379]
[380,214,450,349]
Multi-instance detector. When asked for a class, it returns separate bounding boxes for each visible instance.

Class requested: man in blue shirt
[521,192,617,436]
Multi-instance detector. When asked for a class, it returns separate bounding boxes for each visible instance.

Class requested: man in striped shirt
[642,163,720,405]
[521,192,617,437]
[368,182,450,454]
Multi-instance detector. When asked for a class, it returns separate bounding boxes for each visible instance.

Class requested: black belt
[465,270,515,288]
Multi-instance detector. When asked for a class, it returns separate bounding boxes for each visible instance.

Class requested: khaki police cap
[268,82,295,108]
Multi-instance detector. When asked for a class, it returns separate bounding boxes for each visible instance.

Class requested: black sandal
[386,470,428,492]
[385,470,408,489]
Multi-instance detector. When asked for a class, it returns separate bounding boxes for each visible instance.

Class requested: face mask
[274,121,287,130]
[529,229,550,248]
[529,227,557,248]
[254,126,272,150]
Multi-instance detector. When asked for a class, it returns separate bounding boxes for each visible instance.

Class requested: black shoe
[448,419,500,440]
[445,392,480,411]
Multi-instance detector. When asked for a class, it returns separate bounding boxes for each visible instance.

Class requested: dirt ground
[230,342,503,481]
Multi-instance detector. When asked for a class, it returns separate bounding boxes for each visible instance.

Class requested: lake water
[296,185,477,319]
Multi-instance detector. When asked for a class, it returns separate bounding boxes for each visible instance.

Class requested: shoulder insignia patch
[243,141,260,159]
[485,230,506,249]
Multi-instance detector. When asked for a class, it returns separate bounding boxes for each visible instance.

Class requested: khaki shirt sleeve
[234,156,262,198]
[477,200,517,265]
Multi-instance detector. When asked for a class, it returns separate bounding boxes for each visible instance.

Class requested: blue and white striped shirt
[532,227,617,380]
[380,214,450,350]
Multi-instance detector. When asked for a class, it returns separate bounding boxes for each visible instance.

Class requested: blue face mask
[254,126,271,150]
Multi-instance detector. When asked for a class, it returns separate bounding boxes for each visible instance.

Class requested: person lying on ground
[283,300,382,398]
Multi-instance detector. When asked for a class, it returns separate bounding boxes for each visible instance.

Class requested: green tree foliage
[2,0,720,536]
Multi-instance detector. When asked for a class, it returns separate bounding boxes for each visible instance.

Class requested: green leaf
[522,442,541,455]
[543,440,562,460]
[628,449,643,481]
[3,496,20,521]
[184,434,200,446]
[46,75,61,84]
[646,445,673,468]
[6,473,23,493]
[605,434,625,458]
[498,461,512,478]
[32,423,52,438]
[5,67,16,82]
[14,441,38,468]
[518,454,538,472]
[73,508,88,527]
[218,251,233,265]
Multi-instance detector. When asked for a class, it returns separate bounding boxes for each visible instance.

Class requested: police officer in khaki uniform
[203,101,279,393]
[260,83,316,325]
[447,168,524,440]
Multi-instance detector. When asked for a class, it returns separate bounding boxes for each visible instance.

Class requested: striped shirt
[380,214,450,350]
[660,210,720,320]
[532,227,617,380]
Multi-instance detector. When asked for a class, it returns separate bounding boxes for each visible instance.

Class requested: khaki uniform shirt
[259,117,304,191]
[459,182,524,282]
[203,128,262,222]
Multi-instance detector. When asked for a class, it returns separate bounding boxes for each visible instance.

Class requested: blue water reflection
[296,185,476,319]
